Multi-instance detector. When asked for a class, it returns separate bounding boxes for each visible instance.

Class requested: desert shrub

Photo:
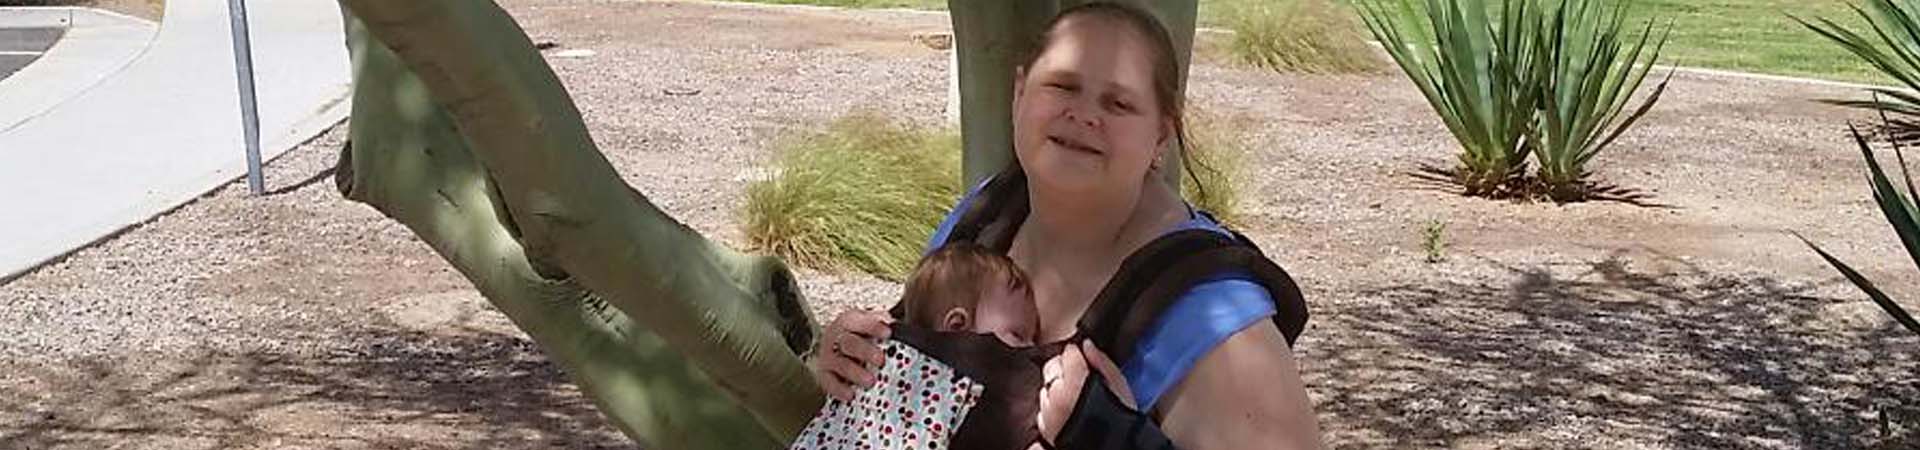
[1182,110,1249,225]
[1222,0,1382,74]
[744,113,960,280]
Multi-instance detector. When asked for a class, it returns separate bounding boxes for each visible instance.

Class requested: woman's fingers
[835,332,888,374]
[1036,343,1142,443]
[1037,344,1091,443]
[830,343,880,384]
[807,308,896,401]
[835,308,894,341]
[1079,342,1135,410]
[811,360,858,401]
[830,309,890,377]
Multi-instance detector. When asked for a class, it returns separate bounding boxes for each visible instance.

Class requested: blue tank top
[924,180,1277,411]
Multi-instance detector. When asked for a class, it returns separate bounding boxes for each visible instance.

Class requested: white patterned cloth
[790,339,985,450]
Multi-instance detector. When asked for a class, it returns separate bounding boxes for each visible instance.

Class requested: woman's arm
[1153,322,1322,450]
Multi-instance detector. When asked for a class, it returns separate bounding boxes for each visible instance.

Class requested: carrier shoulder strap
[1078,229,1310,366]
[890,172,1031,319]
[945,171,1030,253]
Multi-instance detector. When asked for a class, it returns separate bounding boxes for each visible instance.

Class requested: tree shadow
[0,326,636,450]
[1309,251,1920,448]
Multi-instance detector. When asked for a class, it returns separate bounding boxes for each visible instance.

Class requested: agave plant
[1532,0,1671,201]
[1799,0,1920,126]
[1801,123,1920,335]
[1357,0,1552,197]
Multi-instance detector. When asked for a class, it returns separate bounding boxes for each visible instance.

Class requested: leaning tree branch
[334,2,819,444]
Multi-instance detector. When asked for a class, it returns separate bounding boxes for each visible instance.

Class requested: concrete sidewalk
[0,8,159,132]
[0,1,351,281]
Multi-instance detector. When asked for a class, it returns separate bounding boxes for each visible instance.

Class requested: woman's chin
[1027,150,1109,179]
[1026,164,1106,194]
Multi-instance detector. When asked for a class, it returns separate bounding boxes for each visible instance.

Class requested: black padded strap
[1051,372,1177,450]
[1078,230,1310,366]
[946,170,1030,253]
[1078,230,1234,363]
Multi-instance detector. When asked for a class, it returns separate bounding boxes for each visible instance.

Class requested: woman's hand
[1037,341,1134,443]
[807,308,893,401]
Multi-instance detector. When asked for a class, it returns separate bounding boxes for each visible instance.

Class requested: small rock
[910,31,953,50]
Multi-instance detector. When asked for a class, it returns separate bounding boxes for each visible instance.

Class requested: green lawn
[715,0,1891,85]
[1626,0,1885,84]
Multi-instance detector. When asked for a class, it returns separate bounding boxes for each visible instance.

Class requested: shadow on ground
[0,326,633,450]
[9,250,1920,449]
[1309,251,1920,449]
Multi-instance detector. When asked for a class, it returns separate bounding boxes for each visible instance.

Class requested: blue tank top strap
[1118,211,1278,411]
[924,176,996,254]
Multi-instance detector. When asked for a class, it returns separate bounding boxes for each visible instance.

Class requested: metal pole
[227,0,264,195]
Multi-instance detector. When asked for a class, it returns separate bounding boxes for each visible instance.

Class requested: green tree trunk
[950,0,1198,187]
[334,2,818,446]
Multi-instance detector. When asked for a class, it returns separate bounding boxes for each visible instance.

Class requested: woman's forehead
[1032,16,1158,89]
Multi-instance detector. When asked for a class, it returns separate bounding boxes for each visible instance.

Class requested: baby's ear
[942,308,972,332]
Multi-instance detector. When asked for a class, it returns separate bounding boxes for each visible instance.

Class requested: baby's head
[902,243,1039,347]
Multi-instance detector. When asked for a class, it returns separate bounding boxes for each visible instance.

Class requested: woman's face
[1012,15,1170,201]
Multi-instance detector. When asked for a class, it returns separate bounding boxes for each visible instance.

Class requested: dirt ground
[88,0,161,20]
[4,0,1919,448]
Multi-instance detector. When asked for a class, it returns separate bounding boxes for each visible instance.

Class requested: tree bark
[334,2,819,445]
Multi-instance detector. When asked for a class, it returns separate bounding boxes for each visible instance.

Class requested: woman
[810,3,1322,449]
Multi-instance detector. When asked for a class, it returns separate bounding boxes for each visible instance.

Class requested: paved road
[0,27,61,79]
[0,2,351,281]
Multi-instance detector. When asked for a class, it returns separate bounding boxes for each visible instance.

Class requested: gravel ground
[4,0,1919,448]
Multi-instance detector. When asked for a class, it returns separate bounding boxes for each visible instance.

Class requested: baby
[791,243,1053,450]
[899,243,1040,348]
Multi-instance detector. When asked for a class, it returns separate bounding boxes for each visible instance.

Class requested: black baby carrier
[890,171,1309,449]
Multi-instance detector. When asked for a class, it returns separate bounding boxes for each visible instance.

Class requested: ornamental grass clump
[745,113,961,280]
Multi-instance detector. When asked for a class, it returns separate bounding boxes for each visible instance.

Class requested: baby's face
[970,277,1039,347]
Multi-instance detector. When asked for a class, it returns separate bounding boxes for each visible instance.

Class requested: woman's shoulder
[1168,207,1230,236]
[1115,213,1295,410]
[1120,272,1277,410]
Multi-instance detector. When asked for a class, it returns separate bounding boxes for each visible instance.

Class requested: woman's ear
[942,308,972,332]
[1012,66,1029,105]
[1157,116,1176,150]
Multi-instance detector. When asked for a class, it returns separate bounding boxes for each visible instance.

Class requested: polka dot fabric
[791,339,985,450]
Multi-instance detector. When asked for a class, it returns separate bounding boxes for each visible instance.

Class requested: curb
[0,7,161,133]
[1660,65,1899,92]
[0,6,154,28]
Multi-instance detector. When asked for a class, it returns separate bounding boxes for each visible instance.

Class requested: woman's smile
[1046,133,1104,156]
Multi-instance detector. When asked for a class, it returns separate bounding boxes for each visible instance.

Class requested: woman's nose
[1064,102,1101,129]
